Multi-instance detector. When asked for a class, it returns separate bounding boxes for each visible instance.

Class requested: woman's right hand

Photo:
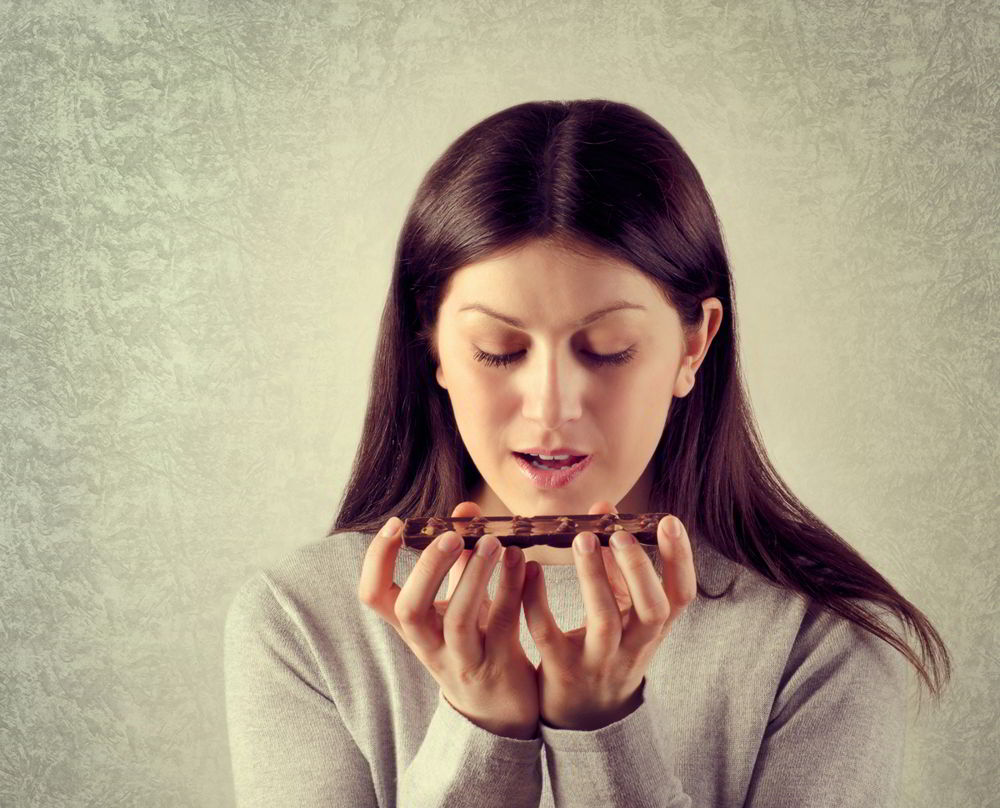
[358,502,540,740]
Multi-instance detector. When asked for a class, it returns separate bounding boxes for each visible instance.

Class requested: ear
[673,298,724,398]
[435,365,447,389]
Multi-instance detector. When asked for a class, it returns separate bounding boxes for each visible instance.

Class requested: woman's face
[432,238,721,559]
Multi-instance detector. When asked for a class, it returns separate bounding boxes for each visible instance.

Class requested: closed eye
[472,347,636,368]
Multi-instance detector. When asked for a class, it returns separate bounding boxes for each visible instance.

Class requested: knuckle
[647,604,671,626]
[443,609,476,634]
[495,573,522,598]
[617,549,648,575]
[488,604,516,632]
[412,557,447,591]
[531,622,557,646]
[357,582,376,605]
[589,613,620,636]
[622,554,648,574]
[393,599,421,625]
[358,580,389,610]
[646,595,671,625]
[676,582,697,606]
[532,630,555,650]
[454,663,486,689]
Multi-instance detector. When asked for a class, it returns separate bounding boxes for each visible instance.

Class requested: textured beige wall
[2,1,996,805]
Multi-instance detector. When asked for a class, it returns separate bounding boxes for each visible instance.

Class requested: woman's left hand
[521,501,696,731]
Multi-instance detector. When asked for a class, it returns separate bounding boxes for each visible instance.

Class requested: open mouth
[513,451,589,470]
[511,451,593,489]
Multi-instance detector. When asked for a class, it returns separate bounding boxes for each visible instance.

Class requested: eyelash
[473,346,637,368]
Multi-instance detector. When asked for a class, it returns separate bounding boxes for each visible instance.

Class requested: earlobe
[435,365,447,389]
[672,365,695,398]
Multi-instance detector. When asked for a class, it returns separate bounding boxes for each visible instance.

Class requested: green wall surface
[2,1,996,805]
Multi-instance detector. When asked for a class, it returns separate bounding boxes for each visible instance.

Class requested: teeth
[537,453,570,460]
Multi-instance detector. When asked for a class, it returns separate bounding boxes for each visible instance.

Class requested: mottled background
[1,0,996,805]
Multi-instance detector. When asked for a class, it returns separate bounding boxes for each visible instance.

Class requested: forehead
[443,239,657,306]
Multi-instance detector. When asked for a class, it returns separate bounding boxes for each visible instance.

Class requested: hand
[521,501,696,731]
[358,502,540,740]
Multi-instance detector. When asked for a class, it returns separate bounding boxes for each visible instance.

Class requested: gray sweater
[223,529,908,807]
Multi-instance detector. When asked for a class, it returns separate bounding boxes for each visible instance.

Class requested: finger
[588,500,617,513]
[589,501,632,611]
[521,560,568,661]
[578,499,627,657]
[445,501,482,602]
[357,516,406,636]
[393,530,464,653]
[442,533,503,664]
[484,545,526,658]
[445,501,495,631]
[610,530,671,659]
[573,531,624,665]
[657,515,697,635]
[601,545,633,612]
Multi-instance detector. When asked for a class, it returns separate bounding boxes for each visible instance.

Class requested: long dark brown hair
[327,99,950,704]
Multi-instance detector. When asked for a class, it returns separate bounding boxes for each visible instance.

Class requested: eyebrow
[458,300,646,329]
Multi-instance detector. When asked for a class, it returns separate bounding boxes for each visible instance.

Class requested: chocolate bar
[400,513,670,551]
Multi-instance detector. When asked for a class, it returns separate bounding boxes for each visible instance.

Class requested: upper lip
[515,446,590,456]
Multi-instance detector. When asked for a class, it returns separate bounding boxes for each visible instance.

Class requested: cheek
[448,373,511,424]
[602,371,670,439]
[445,360,494,399]
[601,372,653,413]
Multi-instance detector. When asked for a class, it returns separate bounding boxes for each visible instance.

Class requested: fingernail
[476,534,500,559]
[610,531,634,550]
[504,546,521,568]
[668,516,683,539]
[381,517,401,537]
[575,533,597,554]
[438,532,461,553]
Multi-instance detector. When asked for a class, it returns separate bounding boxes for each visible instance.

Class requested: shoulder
[683,538,908,694]
[660,535,813,709]
[686,536,809,631]
[754,585,911,729]
[222,529,404,700]
[266,529,375,598]
[782,597,909,684]
[224,530,380,642]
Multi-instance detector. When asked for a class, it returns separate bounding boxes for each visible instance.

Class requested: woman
[224,99,950,807]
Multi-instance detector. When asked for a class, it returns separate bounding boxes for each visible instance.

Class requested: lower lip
[512,452,593,489]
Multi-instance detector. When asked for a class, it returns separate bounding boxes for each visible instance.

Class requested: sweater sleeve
[743,602,909,807]
[223,572,379,807]
[538,603,909,808]
[398,689,543,807]
[224,570,544,808]
[539,678,693,807]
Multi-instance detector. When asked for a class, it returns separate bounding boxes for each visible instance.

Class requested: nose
[520,343,585,429]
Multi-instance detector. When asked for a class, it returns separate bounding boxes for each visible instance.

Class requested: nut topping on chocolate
[399,512,672,552]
